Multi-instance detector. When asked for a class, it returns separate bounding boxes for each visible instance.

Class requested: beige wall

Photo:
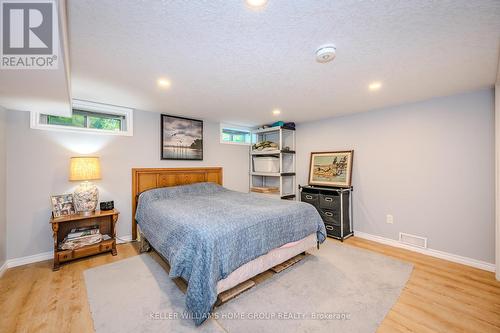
[297,89,495,263]
[5,110,249,260]
[0,107,6,268]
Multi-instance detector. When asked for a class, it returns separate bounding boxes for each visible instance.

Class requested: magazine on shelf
[67,225,100,239]
[60,233,103,250]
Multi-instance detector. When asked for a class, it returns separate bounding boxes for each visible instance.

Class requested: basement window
[220,124,252,145]
[30,100,133,136]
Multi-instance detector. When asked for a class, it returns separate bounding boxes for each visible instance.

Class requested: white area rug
[84,240,413,333]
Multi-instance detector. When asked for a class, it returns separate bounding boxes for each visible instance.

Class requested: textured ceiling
[68,0,500,125]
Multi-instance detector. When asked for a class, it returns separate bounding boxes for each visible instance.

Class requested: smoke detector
[315,45,336,63]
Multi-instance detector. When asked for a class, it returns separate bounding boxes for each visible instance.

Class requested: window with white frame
[30,100,133,136]
[220,123,252,145]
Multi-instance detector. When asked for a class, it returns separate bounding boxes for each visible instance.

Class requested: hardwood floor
[0,237,499,333]
[347,237,500,333]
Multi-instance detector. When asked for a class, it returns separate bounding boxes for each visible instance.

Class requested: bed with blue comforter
[135,182,326,325]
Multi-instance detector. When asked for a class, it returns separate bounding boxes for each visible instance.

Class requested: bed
[132,167,326,325]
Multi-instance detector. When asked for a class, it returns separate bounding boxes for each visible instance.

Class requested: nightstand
[50,209,119,271]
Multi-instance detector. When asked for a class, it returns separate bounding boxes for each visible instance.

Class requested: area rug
[84,240,413,333]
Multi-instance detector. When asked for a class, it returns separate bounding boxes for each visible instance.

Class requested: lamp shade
[69,157,101,181]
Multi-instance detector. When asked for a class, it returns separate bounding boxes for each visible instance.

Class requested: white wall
[5,110,249,260]
[297,89,495,263]
[4,89,496,265]
[494,55,500,279]
[0,107,6,268]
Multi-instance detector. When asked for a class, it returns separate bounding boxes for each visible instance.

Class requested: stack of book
[60,225,103,250]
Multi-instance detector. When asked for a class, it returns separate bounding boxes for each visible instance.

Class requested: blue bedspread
[135,182,326,325]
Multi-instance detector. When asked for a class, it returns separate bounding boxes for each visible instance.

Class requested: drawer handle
[305,195,313,200]
[325,197,333,202]
[325,225,334,231]
[325,212,333,217]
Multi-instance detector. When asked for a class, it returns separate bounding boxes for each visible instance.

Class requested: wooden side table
[50,209,119,271]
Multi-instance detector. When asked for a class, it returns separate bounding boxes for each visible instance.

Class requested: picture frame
[161,114,203,160]
[50,194,76,218]
[308,150,354,188]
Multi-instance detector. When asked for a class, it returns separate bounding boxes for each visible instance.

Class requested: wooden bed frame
[131,167,223,239]
[131,166,309,305]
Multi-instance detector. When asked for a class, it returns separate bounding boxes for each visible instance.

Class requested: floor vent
[399,232,427,248]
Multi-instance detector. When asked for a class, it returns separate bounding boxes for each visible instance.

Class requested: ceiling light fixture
[368,81,382,91]
[246,0,267,8]
[157,78,171,89]
[272,109,281,116]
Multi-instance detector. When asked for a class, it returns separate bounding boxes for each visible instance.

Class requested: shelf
[251,172,296,177]
[252,126,295,134]
[50,209,119,223]
[251,172,280,177]
[250,186,280,194]
[250,124,296,201]
[251,150,296,155]
[251,191,296,199]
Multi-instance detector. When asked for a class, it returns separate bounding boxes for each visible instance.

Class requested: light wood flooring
[0,237,499,333]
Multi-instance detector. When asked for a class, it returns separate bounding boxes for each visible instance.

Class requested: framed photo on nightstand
[50,194,76,218]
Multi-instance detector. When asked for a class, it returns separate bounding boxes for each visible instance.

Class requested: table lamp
[69,156,101,215]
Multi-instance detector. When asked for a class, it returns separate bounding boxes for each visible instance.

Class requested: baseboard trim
[6,251,53,269]
[4,234,134,271]
[0,260,7,277]
[116,234,133,244]
[5,231,494,273]
[354,230,496,272]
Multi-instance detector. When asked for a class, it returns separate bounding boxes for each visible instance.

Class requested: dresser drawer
[319,208,340,225]
[324,223,343,238]
[324,223,337,236]
[301,192,319,206]
[73,243,101,259]
[58,251,73,262]
[319,194,339,209]
[100,241,113,252]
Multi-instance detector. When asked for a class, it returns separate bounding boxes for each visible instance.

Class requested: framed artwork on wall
[50,194,76,218]
[308,150,354,188]
[161,114,203,160]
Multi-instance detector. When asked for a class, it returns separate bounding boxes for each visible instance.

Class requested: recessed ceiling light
[369,81,382,91]
[272,109,281,116]
[157,78,171,89]
[246,0,267,8]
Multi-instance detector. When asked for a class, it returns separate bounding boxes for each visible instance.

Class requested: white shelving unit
[249,126,296,200]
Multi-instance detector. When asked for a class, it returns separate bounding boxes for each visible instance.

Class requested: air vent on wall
[399,232,427,248]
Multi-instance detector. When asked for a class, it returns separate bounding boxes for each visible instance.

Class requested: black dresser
[299,185,353,241]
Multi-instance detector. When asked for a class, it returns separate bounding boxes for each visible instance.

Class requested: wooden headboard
[131,167,223,239]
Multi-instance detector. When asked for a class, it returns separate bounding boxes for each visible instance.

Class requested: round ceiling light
[315,45,336,63]
[246,0,267,8]
[157,78,171,89]
[369,81,382,91]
